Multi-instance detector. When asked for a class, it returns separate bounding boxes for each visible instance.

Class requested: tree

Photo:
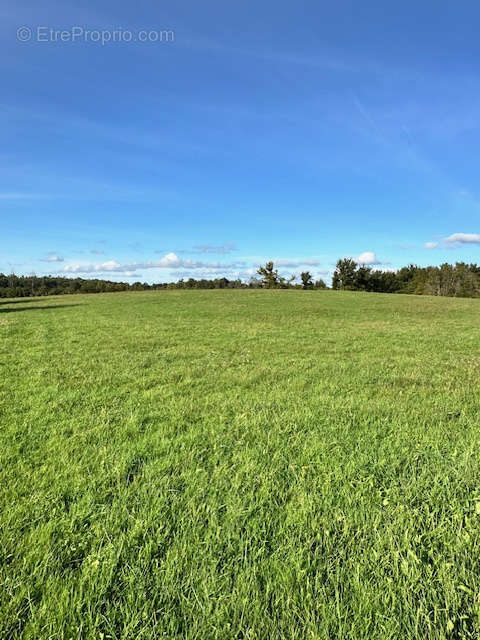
[354,265,372,291]
[3,261,480,299]
[257,261,281,288]
[331,258,358,290]
[300,271,313,290]
[248,276,262,288]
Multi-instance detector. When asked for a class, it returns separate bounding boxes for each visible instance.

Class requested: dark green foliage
[331,258,358,290]
[4,260,480,299]
[0,273,132,298]
[301,271,314,289]
[256,262,296,289]
[331,260,480,298]
[0,274,250,298]
[257,261,281,288]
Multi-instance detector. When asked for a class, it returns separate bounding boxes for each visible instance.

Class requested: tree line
[0,266,327,298]
[331,258,480,297]
[2,259,480,298]
[0,274,246,298]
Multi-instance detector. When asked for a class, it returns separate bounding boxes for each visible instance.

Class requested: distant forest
[2,259,480,298]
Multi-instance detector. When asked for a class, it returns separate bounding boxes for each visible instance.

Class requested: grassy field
[2,290,480,639]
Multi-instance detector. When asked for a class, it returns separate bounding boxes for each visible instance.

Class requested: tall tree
[257,261,281,288]
[332,258,358,290]
[300,271,314,289]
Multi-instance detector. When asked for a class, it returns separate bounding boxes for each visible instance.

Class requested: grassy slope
[1,290,480,639]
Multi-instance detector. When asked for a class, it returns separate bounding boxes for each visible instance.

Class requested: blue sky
[2,0,480,283]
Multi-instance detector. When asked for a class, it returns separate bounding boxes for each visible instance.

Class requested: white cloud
[59,252,328,281]
[444,233,480,245]
[63,260,127,274]
[423,233,480,249]
[355,251,381,265]
[62,252,246,274]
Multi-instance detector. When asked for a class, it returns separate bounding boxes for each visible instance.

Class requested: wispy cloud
[424,232,480,248]
[159,243,238,255]
[181,39,356,72]
[351,92,382,139]
[274,258,321,268]
[191,242,237,254]
[41,253,64,263]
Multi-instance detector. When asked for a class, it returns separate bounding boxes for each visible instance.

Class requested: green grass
[2,290,480,639]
